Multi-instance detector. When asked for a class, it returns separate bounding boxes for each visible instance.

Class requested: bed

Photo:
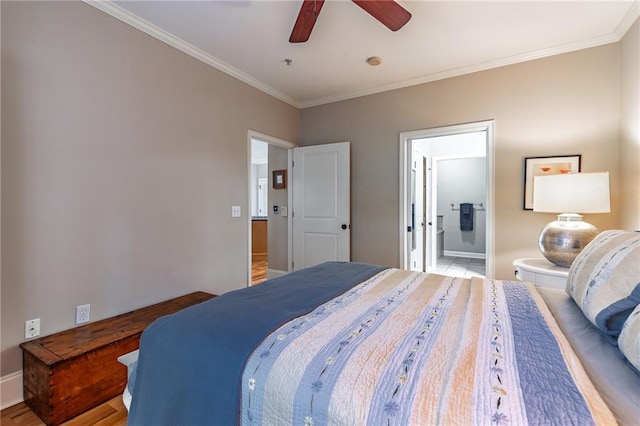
[126,230,640,425]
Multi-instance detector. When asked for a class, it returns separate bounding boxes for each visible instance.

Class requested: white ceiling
[94,1,638,109]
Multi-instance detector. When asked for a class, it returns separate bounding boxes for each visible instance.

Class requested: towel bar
[451,203,485,211]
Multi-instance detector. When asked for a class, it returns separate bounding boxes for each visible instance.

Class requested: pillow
[619,304,640,373]
[566,230,640,339]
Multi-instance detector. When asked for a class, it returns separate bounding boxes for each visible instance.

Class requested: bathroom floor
[435,256,486,278]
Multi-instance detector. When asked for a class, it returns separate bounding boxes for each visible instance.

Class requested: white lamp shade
[533,172,610,214]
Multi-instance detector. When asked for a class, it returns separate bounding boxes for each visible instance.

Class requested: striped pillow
[619,305,640,373]
[566,230,640,339]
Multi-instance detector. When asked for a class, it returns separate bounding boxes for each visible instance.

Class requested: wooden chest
[19,291,215,425]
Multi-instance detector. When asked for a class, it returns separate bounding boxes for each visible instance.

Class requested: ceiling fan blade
[289,0,326,43]
[352,0,411,32]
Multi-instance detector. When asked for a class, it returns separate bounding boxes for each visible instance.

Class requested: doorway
[250,139,269,284]
[399,121,495,278]
[431,155,487,278]
[247,131,295,286]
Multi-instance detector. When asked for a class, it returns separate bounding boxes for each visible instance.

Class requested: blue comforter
[127,262,387,425]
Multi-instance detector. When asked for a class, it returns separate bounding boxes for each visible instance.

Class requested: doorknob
[341,224,348,230]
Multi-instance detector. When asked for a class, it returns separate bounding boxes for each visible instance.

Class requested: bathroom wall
[437,157,487,255]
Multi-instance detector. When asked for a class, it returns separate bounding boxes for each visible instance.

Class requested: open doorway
[247,131,296,286]
[431,154,487,278]
[399,121,495,278]
[250,139,269,284]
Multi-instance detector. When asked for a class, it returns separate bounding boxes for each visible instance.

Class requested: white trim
[485,122,496,278]
[299,34,621,109]
[247,131,296,287]
[399,121,495,278]
[614,2,640,40]
[83,1,299,108]
[1,371,23,410]
[287,148,293,272]
[266,269,289,280]
[444,250,486,260]
[84,0,636,111]
[399,134,409,273]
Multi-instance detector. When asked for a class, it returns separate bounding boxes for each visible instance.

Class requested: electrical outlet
[25,318,40,339]
[75,304,90,325]
[231,206,241,217]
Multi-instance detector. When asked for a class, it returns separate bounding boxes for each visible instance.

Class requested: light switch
[281,206,288,217]
[231,206,241,217]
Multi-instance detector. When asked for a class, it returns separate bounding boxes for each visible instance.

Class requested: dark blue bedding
[127,262,387,425]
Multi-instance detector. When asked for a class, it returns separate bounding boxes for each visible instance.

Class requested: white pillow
[566,230,640,338]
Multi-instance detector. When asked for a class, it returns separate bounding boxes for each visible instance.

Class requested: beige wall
[1,1,299,376]
[620,18,640,230]
[301,44,623,279]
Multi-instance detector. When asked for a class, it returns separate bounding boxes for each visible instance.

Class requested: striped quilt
[241,268,615,425]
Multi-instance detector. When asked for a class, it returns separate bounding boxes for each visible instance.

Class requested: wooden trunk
[20,291,215,425]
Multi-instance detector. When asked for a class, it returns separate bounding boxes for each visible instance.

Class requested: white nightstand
[513,258,570,289]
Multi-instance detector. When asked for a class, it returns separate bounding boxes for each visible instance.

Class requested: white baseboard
[1,370,23,410]
[444,250,486,260]
[266,269,288,279]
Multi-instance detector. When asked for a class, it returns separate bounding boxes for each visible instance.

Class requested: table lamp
[533,172,610,267]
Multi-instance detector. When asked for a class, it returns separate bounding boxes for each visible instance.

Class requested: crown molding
[614,1,640,39]
[84,0,636,111]
[299,32,621,109]
[83,0,300,109]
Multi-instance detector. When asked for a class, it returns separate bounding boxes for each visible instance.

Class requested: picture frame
[272,169,287,189]
[523,155,581,210]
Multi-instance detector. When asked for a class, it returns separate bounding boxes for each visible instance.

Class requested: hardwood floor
[251,253,267,285]
[1,396,127,426]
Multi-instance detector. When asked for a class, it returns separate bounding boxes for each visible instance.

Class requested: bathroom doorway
[399,121,495,278]
[250,139,269,284]
[431,155,487,278]
[247,131,295,286]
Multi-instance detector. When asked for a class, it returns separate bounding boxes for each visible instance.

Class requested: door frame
[409,146,426,271]
[247,130,296,286]
[398,121,495,278]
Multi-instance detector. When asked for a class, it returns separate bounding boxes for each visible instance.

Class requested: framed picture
[272,169,287,189]
[523,155,581,210]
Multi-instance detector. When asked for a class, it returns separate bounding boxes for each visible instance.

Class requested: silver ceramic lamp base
[538,213,599,267]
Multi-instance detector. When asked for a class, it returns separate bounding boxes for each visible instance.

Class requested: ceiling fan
[289,0,411,43]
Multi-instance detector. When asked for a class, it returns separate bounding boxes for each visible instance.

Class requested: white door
[292,142,350,270]
[409,149,425,271]
[257,178,268,216]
